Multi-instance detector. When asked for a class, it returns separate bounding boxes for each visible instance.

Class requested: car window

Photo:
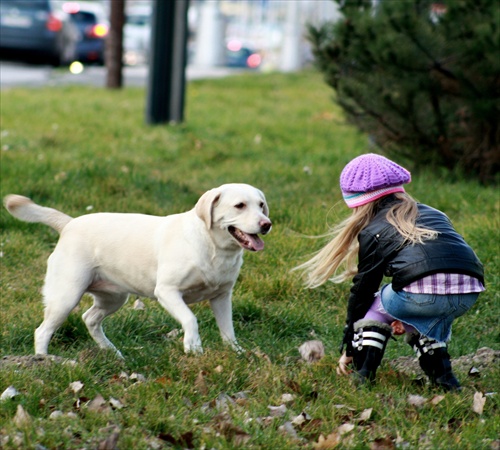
[228,48,251,58]
[70,11,98,25]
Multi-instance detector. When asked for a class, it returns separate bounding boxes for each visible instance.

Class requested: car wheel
[50,52,62,67]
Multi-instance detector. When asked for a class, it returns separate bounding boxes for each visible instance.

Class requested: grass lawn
[1,70,498,449]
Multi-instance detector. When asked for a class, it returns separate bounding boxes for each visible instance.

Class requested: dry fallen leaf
[166,329,181,339]
[313,432,341,449]
[395,432,409,447]
[333,404,356,411]
[13,404,32,427]
[291,411,312,426]
[235,397,248,406]
[255,416,275,427]
[195,370,208,395]
[154,376,173,386]
[233,391,248,406]
[119,371,129,380]
[214,393,236,411]
[97,428,120,450]
[252,349,272,363]
[49,410,64,419]
[87,394,111,413]
[356,408,373,423]
[1,386,20,401]
[370,436,396,449]
[430,395,446,405]
[408,395,427,408]
[298,340,325,363]
[215,419,251,446]
[109,397,125,410]
[69,381,84,394]
[285,379,301,393]
[73,396,90,411]
[281,393,295,404]
[337,423,355,435]
[468,367,481,377]
[472,391,486,415]
[268,404,287,417]
[130,373,146,383]
[133,299,145,310]
[305,419,324,433]
[233,431,252,447]
[145,436,166,449]
[279,421,301,440]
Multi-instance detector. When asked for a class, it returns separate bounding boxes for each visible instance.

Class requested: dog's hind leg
[82,292,128,358]
[35,252,92,355]
[35,285,86,355]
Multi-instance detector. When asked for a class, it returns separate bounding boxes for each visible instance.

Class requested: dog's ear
[195,188,221,229]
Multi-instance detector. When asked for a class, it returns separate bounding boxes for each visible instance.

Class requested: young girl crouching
[297,153,485,391]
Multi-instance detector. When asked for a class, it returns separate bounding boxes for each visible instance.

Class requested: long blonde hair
[296,193,438,288]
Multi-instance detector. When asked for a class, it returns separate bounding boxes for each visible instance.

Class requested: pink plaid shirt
[403,273,485,295]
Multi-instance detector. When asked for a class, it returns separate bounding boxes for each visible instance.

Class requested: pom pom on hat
[340,153,411,208]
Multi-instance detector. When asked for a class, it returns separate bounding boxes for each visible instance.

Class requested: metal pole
[146,0,190,124]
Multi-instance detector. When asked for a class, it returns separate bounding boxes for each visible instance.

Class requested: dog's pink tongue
[249,234,265,251]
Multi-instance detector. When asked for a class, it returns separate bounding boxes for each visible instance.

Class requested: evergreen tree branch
[396,19,482,98]
[382,94,436,150]
[338,91,402,140]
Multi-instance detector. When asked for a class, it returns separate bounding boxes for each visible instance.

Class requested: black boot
[408,334,461,391]
[352,320,392,385]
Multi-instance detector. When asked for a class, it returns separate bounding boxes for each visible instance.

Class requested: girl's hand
[391,320,405,335]
[336,352,353,376]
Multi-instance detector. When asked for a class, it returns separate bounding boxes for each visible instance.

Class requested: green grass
[1,71,499,449]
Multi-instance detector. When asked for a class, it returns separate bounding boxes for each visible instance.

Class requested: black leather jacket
[342,195,484,354]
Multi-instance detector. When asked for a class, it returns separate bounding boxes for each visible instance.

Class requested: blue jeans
[378,284,479,342]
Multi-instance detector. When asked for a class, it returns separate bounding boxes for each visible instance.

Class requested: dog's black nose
[260,220,272,234]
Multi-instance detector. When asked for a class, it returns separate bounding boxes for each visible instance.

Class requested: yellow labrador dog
[4,184,271,357]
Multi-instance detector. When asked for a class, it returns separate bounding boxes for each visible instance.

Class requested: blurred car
[123,5,151,66]
[225,41,261,69]
[64,1,108,65]
[0,0,78,66]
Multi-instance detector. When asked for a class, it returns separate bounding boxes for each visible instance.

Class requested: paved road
[0,61,242,89]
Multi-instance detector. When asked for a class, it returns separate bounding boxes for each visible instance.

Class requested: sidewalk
[0,61,246,89]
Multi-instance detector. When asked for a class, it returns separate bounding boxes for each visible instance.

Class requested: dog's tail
[4,194,72,234]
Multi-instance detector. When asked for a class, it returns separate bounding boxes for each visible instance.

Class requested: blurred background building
[123,0,341,71]
[0,0,341,70]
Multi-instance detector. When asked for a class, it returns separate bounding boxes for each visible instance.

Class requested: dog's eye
[259,202,265,210]
[234,203,246,209]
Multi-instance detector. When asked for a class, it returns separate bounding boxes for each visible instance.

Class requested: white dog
[4,184,271,357]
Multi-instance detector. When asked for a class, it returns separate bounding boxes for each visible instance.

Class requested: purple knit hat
[340,154,411,208]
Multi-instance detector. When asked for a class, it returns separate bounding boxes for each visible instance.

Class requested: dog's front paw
[184,335,203,354]
[184,345,203,355]
[230,341,244,354]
